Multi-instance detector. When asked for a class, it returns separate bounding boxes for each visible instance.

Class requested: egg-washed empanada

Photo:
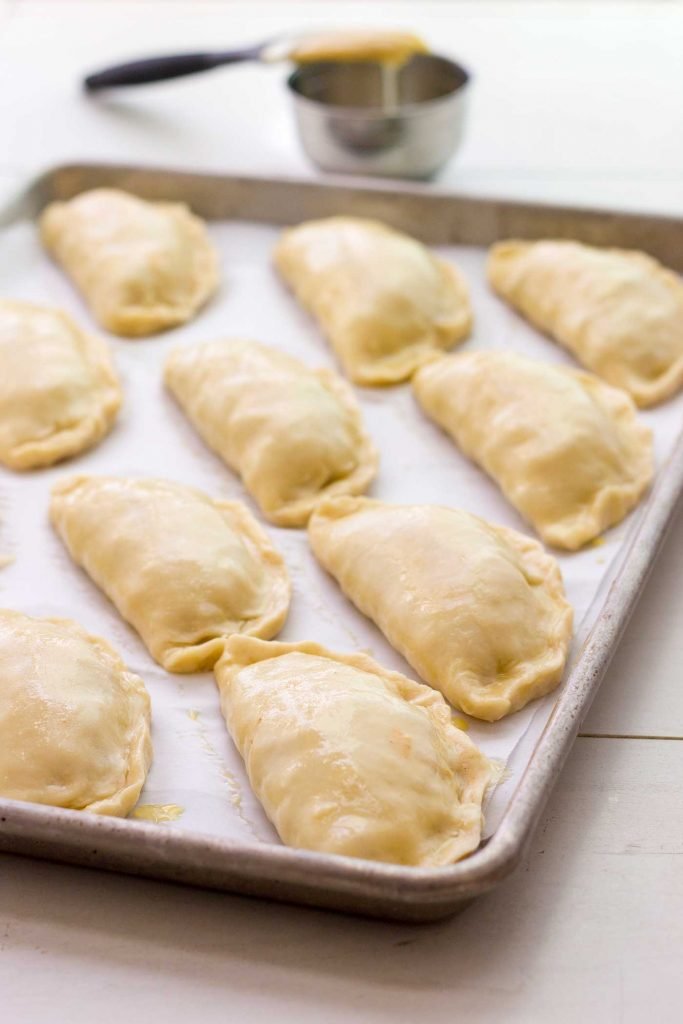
[164,339,379,527]
[273,217,472,385]
[49,476,291,672]
[0,300,121,470]
[0,609,151,815]
[488,240,683,407]
[40,188,219,337]
[215,636,491,866]
[308,497,573,722]
[413,351,653,551]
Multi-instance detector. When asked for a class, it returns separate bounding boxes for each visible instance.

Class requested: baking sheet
[1,217,681,849]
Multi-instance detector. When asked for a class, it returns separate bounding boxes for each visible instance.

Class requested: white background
[0,3,682,1022]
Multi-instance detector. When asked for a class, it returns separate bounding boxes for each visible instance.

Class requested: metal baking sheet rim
[0,163,681,923]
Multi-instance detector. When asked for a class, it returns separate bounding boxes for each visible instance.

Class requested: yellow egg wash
[290,30,428,68]
[131,803,184,824]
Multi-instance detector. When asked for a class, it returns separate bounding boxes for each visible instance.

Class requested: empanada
[40,188,219,337]
[50,476,290,672]
[413,351,653,550]
[274,217,472,385]
[0,609,151,815]
[308,497,573,721]
[164,339,379,526]
[488,240,683,407]
[215,636,491,866]
[0,300,120,469]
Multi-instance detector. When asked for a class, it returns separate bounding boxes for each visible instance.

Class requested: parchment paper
[1,219,681,844]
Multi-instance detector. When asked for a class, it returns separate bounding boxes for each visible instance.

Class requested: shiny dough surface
[413,351,653,550]
[165,338,379,526]
[49,476,290,672]
[308,497,573,721]
[40,188,219,337]
[274,217,472,385]
[215,636,491,866]
[0,609,151,815]
[488,239,683,407]
[0,300,121,469]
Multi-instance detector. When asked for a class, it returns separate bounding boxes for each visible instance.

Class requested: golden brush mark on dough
[189,708,261,839]
[453,716,470,732]
[131,804,184,824]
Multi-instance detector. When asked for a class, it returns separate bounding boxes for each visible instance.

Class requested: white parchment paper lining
[1,219,681,845]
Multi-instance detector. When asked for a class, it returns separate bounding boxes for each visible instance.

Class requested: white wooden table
[1,3,682,1021]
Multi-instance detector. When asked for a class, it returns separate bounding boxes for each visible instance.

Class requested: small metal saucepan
[287,55,469,178]
[84,33,470,179]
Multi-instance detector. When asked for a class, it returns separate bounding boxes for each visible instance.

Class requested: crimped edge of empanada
[341,259,473,387]
[49,476,291,673]
[215,634,492,866]
[261,367,379,527]
[0,303,121,471]
[164,342,379,528]
[1,612,152,817]
[487,240,683,408]
[538,370,653,549]
[273,218,473,387]
[99,203,219,337]
[308,496,574,722]
[40,193,219,338]
[472,523,574,720]
[413,352,654,551]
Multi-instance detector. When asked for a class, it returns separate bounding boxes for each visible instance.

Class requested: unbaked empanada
[40,188,218,337]
[0,609,151,815]
[308,497,573,721]
[50,476,290,672]
[0,300,120,469]
[274,217,472,385]
[164,339,379,527]
[413,351,653,550]
[215,636,491,866]
[488,240,683,407]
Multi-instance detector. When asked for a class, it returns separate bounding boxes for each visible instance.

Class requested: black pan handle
[84,46,263,91]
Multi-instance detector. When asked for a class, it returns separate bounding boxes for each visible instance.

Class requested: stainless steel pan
[0,163,681,921]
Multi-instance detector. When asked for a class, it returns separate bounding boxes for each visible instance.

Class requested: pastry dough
[40,188,219,337]
[49,476,290,672]
[164,338,379,526]
[488,240,683,407]
[0,610,151,815]
[274,217,472,385]
[215,636,491,866]
[413,351,653,550]
[0,300,121,469]
[308,497,573,721]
